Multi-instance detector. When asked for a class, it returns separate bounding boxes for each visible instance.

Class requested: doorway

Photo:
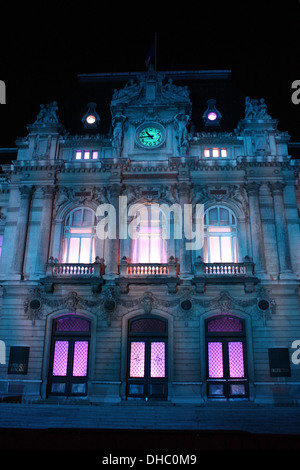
[47,316,90,397]
[206,315,248,400]
[127,315,168,400]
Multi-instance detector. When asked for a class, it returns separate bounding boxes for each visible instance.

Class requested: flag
[145,41,155,68]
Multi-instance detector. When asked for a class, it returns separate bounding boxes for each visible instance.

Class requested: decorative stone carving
[24,288,45,325]
[54,185,108,217]
[245,97,271,120]
[196,288,276,325]
[34,102,59,125]
[124,184,179,206]
[256,286,276,326]
[174,113,190,150]
[112,114,126,156]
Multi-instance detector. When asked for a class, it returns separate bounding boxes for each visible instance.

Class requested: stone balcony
[192,256,259,293]
[42,257,105,293]
[117,256,180,293]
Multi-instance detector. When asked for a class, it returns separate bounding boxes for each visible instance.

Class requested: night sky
[1,3,300,151]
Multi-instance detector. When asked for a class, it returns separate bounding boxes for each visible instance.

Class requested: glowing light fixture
[207,112,217,121]
[86,114,96,125]
[82,102,100,129]
[203,99,222,127]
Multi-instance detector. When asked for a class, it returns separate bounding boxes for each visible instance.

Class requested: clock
[136,123,165,148]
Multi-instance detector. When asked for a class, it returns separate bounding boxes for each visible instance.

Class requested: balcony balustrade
[193,256,259,293]
[43,257,105,293]
[118,256,180,293]
[120,257,179,277]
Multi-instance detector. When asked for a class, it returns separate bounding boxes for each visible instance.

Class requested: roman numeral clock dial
[137,124,165,148]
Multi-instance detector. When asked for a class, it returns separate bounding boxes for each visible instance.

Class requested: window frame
[62,207,96,264]
[203,147,228,158]
[205,315,249,400]
[204,206,238,263]
[74,150,99,161]
[131,204,167,264]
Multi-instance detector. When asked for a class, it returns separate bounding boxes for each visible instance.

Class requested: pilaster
[245,182,266,275]
[10,185,34,279]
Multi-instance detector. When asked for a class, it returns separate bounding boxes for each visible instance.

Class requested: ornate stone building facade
[0,67,299,404]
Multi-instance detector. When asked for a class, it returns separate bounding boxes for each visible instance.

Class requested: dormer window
[203,148,228,158]
[75,150,98,160]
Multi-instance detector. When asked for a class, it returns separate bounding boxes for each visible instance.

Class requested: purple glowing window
[207,317,242,333]
[130,342,145,378]
[208,342,223,378]
[150,342,165,378]
[228,342,245,378]
[130,318,166,334]
[72,341,88,377]
[55,317,90,332]
[52,341,69,376]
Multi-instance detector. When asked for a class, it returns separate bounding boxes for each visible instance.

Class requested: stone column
[104,183,121,279]
[35,186,56,275]
[270,182,292,276]
[178,182,192,280]
[11,185,34,277]
[259,182,279,277]
[245,182,266,274]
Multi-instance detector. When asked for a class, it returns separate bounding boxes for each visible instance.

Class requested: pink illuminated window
[74,150,98,160]
[204,206,237,263]
[72,341,88,377]
[208,342,224,378]
[207,316,242,333]
[63,208,96,263]
[206,316,247,399]
[131,205,167,264]
[52,341,69,376]
[130,342,145,378]
[228,342,245,378]
[150,342,165,378]
[55,316,90,332]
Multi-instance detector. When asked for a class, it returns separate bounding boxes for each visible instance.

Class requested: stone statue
[245,97,271,120]
[112,114,126,156]
[35,101,59,124]
[174,113,190,148]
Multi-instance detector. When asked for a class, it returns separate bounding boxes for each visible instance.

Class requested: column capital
[19,185,34,200]
[41,185,57,199]
[269,181,286,195]
[244,182,260,196]
[178,182,191,198]
[108,183,122,200]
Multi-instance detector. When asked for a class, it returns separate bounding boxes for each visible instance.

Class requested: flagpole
[155,32,158,71]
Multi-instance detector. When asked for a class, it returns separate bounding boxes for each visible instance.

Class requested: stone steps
[0,402,300,435]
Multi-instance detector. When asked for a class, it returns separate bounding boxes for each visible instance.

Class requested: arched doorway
[126,315,168,401]
[47,315,91,398]
[205,315,248,400]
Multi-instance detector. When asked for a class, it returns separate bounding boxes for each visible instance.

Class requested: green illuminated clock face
[138,125,164,148]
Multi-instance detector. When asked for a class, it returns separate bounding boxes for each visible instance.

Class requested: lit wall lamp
[82,102,100,129]
[203,99,222,128]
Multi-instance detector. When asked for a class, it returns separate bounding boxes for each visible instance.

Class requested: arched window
[131,204,167,264]
[204,206,237,263]
[62,208,96,263]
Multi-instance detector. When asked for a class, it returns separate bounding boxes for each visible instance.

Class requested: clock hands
[146,130,154,139]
